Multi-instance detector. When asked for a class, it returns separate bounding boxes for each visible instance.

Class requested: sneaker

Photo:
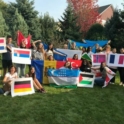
[3,91,10,96]
[120,82,123,86]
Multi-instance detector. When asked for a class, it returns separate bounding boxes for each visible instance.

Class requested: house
[98,4,114,25]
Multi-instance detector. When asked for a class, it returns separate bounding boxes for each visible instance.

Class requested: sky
[4,0,124,21]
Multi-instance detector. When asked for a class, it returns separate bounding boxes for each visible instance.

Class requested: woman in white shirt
[3,65,18,96]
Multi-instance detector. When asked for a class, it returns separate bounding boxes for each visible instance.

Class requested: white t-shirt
[5,72,17,81]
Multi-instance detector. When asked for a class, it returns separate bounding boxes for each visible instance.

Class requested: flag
[56,49,82,59]
[31,60,44,83]
[48,69,79,88]
[91,68,102,79]
[77,72,95,88]
[11,78,35,97]
[0,37,7,53]
[82,53,91,61]
[67,58,82,69]
[56,61,65,69]
[17,31,31,48]
[54,49,67,61]
[92,54,106,66]
[12,47,31,64]
[102,68,115,88]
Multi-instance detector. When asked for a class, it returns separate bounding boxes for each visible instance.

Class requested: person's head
[105,45,111,52]
[7,35,12,44]
[98,47,103,52]
[63,44,68,49]
[20,41,26,48]
[72,54,78,60]
[48,43,53,51]
[37,43,44,50]
[87,47,92,52]
[29,66,35,74]
[100,62,106,72]
[112,48,117,53]
[64,61,71,69]
[82,47,86,53]
[71,42,76,48]
[120,48,124,54]
[48,55,54,61]
[95,43,99,48]
[8,65,16,74]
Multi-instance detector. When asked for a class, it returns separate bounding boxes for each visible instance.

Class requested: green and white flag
[82,53,91,61]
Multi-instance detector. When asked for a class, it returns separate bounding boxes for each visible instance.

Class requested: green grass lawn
[0,72,124,124]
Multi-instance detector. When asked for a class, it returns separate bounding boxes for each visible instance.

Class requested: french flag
[14,50,30,58]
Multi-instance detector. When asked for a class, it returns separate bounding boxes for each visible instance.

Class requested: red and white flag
[17,31,31,48]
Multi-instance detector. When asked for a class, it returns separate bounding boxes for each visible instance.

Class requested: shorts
[2,60,12,69]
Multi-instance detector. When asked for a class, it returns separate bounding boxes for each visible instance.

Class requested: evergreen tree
[7,8,28,39]
[39,13,57,43]
[86,23,106,40]
[0,11,8,36]
[59,5,82,41]
[104,10,124,49]
[10,0,41,40]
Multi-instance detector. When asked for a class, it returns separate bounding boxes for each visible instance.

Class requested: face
[31,68,35,73]
[64,44,68,49]
[65,61,71,67]
[120,48,124,53]
[73,54,78,60]
[10,67,16,73]
[106,45,111,51]
[49,44,53,49]
[49,55,54,60]
[7,38,12,44]
[112,49,116,53]
[21,42,26,48]
[38,43,43,49]
[101,62,106,67]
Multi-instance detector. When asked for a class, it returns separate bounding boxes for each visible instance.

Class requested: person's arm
[3,76,11,83]
[91,66,100,70]
[32,40,41,49]
[53,50,66,56]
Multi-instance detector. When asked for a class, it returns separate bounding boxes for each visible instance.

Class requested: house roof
[98,4,111,14]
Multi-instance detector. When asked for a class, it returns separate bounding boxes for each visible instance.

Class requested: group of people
[0,36,123,96]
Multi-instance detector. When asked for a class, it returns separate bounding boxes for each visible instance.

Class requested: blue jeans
[16,64,26,77]
[94,78,105,86]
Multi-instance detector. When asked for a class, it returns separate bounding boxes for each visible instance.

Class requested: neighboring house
[98,4,114,25]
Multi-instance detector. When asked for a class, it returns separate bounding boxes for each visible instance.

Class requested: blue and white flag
[48,69,80,86]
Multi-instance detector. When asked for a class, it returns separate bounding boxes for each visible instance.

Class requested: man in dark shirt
[2,36,14,76]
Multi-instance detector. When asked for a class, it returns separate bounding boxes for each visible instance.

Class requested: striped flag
[102,68,115,88]
[77,72,95,88]
[11,78,35,97]
[12,47,31,64]
[0,37,7,53]
[48,69,80,87]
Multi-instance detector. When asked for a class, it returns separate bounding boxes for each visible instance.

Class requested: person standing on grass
[2,35,14,77]
[118,48,124,86]
[16,41,27,77]
[3,65,17,96]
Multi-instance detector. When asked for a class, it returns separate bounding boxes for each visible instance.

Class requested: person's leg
[16,64,21,77]
[33,80,40,90]
[94,78,105,86]
[34,78,43,89]
[20,64,26,77]
[110,68,117,83]
[118,67,123,84]
[2,60,7,77]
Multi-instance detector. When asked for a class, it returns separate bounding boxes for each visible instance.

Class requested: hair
[48,55,54,61]
[7,35,12,39]
[29,66,36,79]
[87,47,91,53]
[64,61,71,69]
[8,65,17,73]
[72,54,78,60]
[20,42,26,48]
[100,62,106,72]
[47,43,53,52]
[106,45,111,50]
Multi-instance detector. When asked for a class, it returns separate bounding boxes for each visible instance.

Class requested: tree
[67,0,100,36]
[86,23,106,40]
[7,8,28,39]
[39,13,57,43]
[10,0,41,40]
[104,10,124,49]
[59,5,82,41]
[0,11,8,37]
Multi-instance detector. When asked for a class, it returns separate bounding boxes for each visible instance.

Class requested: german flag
[14,81,32,93]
